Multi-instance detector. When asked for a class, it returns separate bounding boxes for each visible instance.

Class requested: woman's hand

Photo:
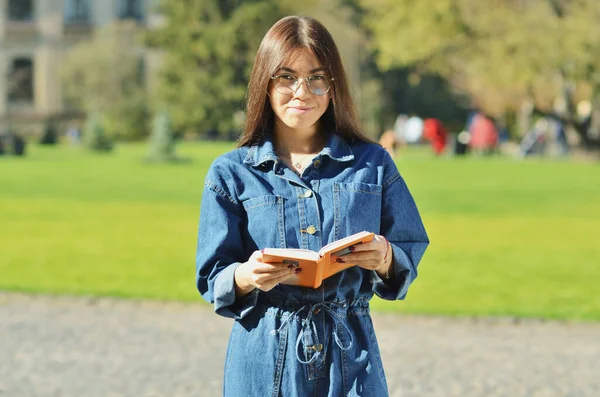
[338,235,392,280]
[234,251,299,296]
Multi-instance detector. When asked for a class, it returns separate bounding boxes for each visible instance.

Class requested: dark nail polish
[294,268,303,274]
[348,246,355,252]
[336,258,345,263]
[287,264,295,269]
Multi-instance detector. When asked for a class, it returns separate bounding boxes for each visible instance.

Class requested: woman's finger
[338,250,381,263]
[253,267,298,291]
[345,235,387,254]
[254,261,295,274]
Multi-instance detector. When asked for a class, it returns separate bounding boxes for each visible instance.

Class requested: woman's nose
[293,78,311,98]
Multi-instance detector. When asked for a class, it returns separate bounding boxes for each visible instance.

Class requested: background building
[0,0,155,135]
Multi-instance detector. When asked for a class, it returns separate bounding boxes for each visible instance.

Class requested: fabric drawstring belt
[270,301,353,365]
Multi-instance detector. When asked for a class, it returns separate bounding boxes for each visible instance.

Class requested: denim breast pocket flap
[242,195,286,248]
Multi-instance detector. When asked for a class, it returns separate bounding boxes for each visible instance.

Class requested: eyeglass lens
[273,75,330,96]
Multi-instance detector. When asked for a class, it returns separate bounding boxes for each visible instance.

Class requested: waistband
[258,295,370,316]
[264,297,370,366]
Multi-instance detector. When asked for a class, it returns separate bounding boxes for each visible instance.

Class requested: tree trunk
[518,98,534,137]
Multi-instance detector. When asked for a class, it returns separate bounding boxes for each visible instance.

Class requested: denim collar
[243,133,355,167]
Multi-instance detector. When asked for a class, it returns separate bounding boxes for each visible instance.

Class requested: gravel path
[1,292,599,397]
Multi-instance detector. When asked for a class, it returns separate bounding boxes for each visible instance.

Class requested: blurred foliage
[146,0,316,138]
[145,109,181,162]
[362,60,470,134]
[362,0,600,145]
[301,1,469,135]
[57,0,468,141]
[83,113,114,152]
[61,21,149,141]
[39,119,58,145]
[54,0,600,147]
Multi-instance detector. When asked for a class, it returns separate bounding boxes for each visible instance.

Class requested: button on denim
[196,133,429,396]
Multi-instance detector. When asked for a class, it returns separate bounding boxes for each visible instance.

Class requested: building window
[65,0,91,23]
[7,58,34,104]
[8,0,34,21]
[118,0,143,21]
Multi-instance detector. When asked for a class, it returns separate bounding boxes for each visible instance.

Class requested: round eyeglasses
[270,74,334,96]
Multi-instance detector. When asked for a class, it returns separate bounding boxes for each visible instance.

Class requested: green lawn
[1,142,599,321]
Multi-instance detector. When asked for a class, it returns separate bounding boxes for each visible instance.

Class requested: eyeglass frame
[269,73,335,96]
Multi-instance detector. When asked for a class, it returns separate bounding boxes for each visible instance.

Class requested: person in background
[378,129,398,157]
[393,113,408,145]
[195,16,429,397]
[66,123,81,145]
[403,114,424,144]
[469,112,498,155]
[552,119,569,156]
[423,117,448,156]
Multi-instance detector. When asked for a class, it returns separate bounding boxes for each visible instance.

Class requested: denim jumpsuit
[196,133,429,397]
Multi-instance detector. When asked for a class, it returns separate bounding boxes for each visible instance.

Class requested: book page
[261,248,320,263]
[318,231,374,257]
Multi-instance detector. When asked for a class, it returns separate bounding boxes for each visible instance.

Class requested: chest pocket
[242,195,286,249]
[333,182,382,240]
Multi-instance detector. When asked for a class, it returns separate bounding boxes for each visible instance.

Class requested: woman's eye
[280,74,296,80]
[309,75,325,81]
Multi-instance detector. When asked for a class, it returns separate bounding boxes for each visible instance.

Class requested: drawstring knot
[270,301,353,365]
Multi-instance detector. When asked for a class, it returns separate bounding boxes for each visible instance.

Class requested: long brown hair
[237,16,374,147]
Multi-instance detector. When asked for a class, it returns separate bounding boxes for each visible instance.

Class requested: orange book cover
[261,231,375,288]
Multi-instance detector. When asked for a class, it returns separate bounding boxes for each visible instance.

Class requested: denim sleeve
[372,158,429,300]
[195,179,258,320]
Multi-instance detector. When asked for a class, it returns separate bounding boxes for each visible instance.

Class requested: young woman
[196,16,429,397]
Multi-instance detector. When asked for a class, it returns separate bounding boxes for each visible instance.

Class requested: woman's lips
[288,107,313,114]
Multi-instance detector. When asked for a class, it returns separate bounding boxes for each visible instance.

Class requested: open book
[261,231,375,289]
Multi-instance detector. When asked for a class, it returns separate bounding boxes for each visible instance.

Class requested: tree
[61,21,149,141]
[145,109,186,162]
[313,0,469,135]
[83,113,113,152]
[145,0,316,139]
[39,119,58,145]
[362,0,600,149]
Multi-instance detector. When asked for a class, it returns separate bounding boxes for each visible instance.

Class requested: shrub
[39,119,58,145]
[83,113,113,152]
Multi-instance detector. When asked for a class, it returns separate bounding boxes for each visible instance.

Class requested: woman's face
[269,49,331,136]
